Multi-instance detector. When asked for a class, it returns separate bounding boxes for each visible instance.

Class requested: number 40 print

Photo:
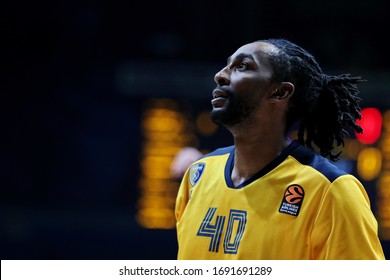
[197,207,247,254]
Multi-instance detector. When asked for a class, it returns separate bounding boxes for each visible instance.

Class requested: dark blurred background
[1,0,389,259]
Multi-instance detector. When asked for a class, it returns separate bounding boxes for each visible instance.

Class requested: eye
[235,62,249,71]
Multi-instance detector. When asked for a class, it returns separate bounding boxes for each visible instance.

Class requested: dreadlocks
[258,38,364,161]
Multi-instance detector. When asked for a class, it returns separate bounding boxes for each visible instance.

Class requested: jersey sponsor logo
[189,163,205,186]
[279,184,305,216]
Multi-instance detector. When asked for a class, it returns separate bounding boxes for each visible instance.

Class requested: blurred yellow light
[382,110,390,131]
[138,178,178,191]
[142,144,182,157]
[137,195,174,209]
[343,138,364,160]
[141,155,172,167]
[142,131,195,143]
[377,173,390,191]
[196,111,218,136]
[378,206,390,217]
[142,116,184,132]
[379,228,390,240]
[357,147,382,181]
[144,108,182,118]
[136,208,176,229]
[137,99,198,229]
[380,135,390,153]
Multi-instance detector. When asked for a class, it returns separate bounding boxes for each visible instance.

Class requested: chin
[211,110,240,128]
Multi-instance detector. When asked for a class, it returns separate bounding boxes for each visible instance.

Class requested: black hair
[258,38,363,161]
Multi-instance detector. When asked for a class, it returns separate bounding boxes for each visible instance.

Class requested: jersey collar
[225,140,301,189]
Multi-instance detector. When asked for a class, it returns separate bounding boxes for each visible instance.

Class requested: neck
[228,123,289,187]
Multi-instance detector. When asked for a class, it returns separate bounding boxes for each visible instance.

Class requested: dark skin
[212,42,295,187]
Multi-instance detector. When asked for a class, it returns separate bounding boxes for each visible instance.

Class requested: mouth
[212,88,229,99]
[211,88,229,107]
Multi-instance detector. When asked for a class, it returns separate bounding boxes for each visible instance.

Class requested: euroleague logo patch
[279,184,305,216]
[189,163,205,186]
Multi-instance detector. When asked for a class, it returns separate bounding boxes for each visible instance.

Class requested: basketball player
[175,39,385,259]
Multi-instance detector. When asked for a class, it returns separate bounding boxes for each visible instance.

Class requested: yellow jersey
[175,141,385,259]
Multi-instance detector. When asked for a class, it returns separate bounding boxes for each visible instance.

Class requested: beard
[210,89,255,128]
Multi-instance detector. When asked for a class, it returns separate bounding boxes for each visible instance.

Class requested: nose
[214,67,230,86]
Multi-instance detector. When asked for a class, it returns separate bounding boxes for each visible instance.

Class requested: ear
[269,82,295,100]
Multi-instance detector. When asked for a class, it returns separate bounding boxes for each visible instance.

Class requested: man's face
[210,42,278,128]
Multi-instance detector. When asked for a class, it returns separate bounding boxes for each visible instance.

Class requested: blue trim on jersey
[200,140,346,189]
[225,140,301,189]
[226,150,235,187]
[199,146,235,159]
[290,143,347,182]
